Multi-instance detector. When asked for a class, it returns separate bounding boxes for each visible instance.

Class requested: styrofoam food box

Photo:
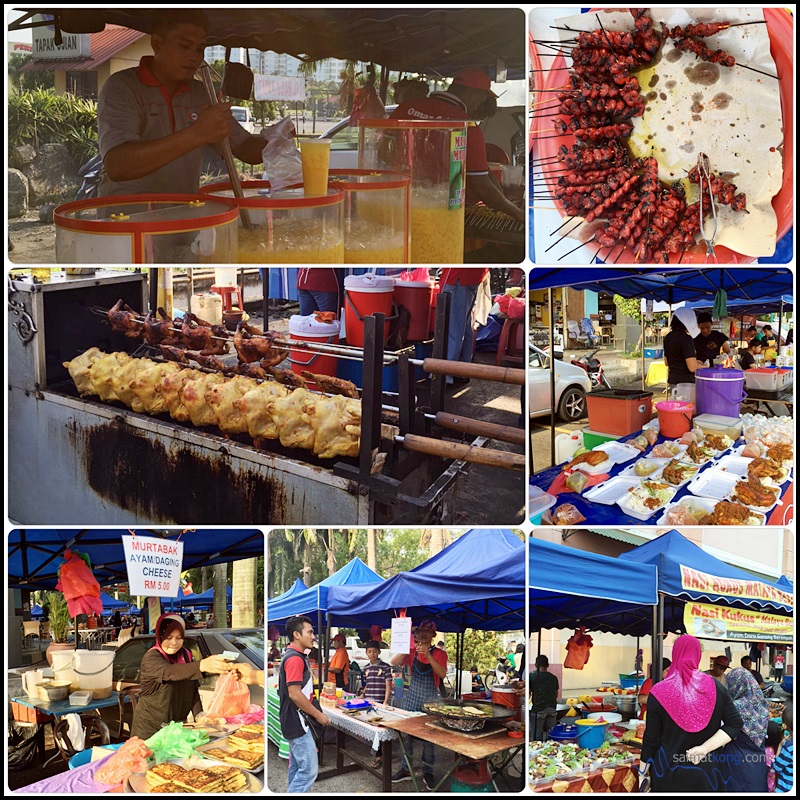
[584,476,641,505]
[593,441,641,464]
[656,496,766,526]
[657,460,702,488]
[573,456,615,475]
[687,469,741,501]
[617,485,677,521]
[619,458,670,479]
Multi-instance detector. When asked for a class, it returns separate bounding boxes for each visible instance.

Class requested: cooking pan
[423,699,516,731]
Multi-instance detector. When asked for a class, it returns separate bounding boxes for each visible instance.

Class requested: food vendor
[390,620,448,789]
[638,658,672,719]
[703,655,731,687]
[98,10,284,197]
[529,655,559,739]
[694,312,731,365]
[296,268,342,316]
[663,307,703,391]
[760,325,778,349]
[470,665,486,693]
[327,633,350,690]
[390,69,525,224]
[738,339,763,371]
[440,267,490,384]
[129,613,232,739]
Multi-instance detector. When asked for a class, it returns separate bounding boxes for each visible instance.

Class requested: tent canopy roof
[267,557,383,627]
[327,529,525,633]
[12,9,525,77]
[529,538,658,636]
[528,268,793,305]
[8,529,263,592]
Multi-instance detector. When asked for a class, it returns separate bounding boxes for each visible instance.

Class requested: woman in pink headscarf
[130,613,231,739]
[640,635,743,792]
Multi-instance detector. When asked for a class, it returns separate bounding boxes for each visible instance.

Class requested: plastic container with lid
[201,181,344,263]
[359,120,468,263]
[693,413,743,441]
[529,485,557,524]
[288,314,340,390]
[191,293,223,327]
[745,368,793,392]
[586,390,653,436]
[328,169,410,263]
[547,723,579,743]
[54,194,240,263]
[343,274,396,347]
[581,428,622,450]
[394,280,434,341]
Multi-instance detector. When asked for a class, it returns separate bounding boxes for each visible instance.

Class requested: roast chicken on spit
[108,299,142,337]
[234,322,286,366]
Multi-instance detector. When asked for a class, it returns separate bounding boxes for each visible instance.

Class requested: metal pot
[613,695,638,717]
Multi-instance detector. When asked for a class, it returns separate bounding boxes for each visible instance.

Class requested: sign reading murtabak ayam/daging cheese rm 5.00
[122,534,185,598]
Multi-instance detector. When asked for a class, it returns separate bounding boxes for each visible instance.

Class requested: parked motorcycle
[571,348,612,390]
[483,655,513,691]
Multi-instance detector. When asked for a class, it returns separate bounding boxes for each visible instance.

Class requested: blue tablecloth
[530,428,793,525]
[12,692,124,717]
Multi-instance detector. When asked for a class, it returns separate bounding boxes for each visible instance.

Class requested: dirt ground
[8,213,57,264]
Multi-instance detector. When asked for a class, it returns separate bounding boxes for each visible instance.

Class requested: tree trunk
[429,529,447,557]
[323,529,336,576]
[201,566,208,593]
[367,530,377,572]
[232,558,257,628]
[212,563,228,628]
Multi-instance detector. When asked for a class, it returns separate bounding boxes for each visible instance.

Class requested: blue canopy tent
[100,591,128,611]
[31,604,43,618]
[183,585,233,609]
[271,578,308,604]
[528,538,658,636]
[619,530,794,679]
[328,529,525,633]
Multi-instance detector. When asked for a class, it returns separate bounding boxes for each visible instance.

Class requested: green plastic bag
[145,721,209,763]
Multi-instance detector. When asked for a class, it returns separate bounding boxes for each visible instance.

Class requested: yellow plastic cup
[300,138,332,196]
[336,688,343,698]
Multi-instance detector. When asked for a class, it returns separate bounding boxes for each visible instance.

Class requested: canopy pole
[549,288,556,466]
[641,313,646,391]
[653,594,664,686]
[778,298,784,353]
[635,635,640,691]
[261,269,269,329]
[317,608,323,695]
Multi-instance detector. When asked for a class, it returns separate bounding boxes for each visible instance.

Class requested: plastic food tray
[617,485,676,520]
[657,461,702,488]
[656,496,766,526]
[583,476,641,505]
[573,456,615,475]
[619,458,669,479]
[687,469,741,501]
[530,485,557,523]
[592,441,641,464]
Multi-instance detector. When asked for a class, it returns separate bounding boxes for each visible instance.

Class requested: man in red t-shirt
[278,615,329,792]
[296,268,342,316]
[391,69,524,223]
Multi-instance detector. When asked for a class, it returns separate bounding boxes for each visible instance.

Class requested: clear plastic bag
[262,117,303,192]
[95,737,152,785]
[205,671,251,719]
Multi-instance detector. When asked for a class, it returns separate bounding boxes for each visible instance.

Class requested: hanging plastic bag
[55,549,103,618]
[205,670,251,719]
[348,84,386,126]
[564,627,594,670]
[262,117,303,192]
[398,267,431,283]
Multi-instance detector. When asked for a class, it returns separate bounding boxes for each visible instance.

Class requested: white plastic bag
[262,117,303,192]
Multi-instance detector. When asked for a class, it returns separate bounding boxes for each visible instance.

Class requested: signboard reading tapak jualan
[122,535,184,598]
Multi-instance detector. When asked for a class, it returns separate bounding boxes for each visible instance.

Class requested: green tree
[8,53,54,94]
[444,630,508,675]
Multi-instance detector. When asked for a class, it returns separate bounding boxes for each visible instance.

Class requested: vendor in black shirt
[663,307,704,389]
[694,312,731,365]
[738,340,762,371]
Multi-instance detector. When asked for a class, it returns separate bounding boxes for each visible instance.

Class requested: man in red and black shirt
[391,69,524,224]
[297,268,342,316]
[278,615,329,793]
[98,10,278,197]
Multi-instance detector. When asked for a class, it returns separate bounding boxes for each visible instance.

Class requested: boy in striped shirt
[774,705,794,793]
[359,640,393,769]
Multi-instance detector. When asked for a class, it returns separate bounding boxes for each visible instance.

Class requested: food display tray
[617,485,676,521]
[195,735,264,774]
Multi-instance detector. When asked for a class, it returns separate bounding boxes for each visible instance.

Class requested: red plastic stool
[210,285,242,312]
[496,317,524,366]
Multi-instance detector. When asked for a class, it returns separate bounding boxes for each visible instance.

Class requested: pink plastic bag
[399,268,431,283]
[226,704,266,726]
[206,671,251,719]
[55,549,103,618]
[95,737,151,785]
[348,84,386,126]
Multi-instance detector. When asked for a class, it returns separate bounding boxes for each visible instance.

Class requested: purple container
[695,368,747,417]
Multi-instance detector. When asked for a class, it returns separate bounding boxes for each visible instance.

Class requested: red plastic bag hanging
[55,549,103,618]
[564,627,594,670]
[205,671,251,719]
[348,84,386,126]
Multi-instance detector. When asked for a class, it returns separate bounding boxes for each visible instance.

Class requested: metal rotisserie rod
[433,412,526,446]
[396,434,525,471]
[413,358,525,385]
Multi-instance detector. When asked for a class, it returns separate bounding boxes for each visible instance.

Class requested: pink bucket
[655,401,695,438]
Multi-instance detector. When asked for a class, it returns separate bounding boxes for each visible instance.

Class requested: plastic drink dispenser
[358,120,468,263]
[343,274,395,347]
[328,170,410,263]
[288,314,340,390]
[201,181,344,263]
[54,194,239,263]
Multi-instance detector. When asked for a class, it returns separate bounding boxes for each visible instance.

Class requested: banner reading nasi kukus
[684,602,793,643]
[680,565,794,609]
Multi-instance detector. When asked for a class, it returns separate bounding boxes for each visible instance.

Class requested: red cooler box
[586,390,653,436]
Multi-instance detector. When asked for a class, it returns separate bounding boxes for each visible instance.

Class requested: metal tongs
[695,153,718,259]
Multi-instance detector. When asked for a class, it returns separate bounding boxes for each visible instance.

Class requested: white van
[231,106,256,133]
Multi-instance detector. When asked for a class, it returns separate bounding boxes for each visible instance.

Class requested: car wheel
[558,386,586,422]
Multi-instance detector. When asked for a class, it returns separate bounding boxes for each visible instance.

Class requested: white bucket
[24,668,53,698]
[214,267,238,287]
[191,292,223,327]
[72,650,115,699]
[50,651,77,689]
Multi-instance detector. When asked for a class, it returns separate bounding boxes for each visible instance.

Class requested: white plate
[584,476,641,505]
[619,458,669,480]
[687,469,741,501]
[617,484,677,521]
[593,441,641,464]
[656,496,766,526]
[572,457,615,475]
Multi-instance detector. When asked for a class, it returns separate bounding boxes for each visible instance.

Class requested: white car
[231,105,256,134]
[529,344,592,423]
